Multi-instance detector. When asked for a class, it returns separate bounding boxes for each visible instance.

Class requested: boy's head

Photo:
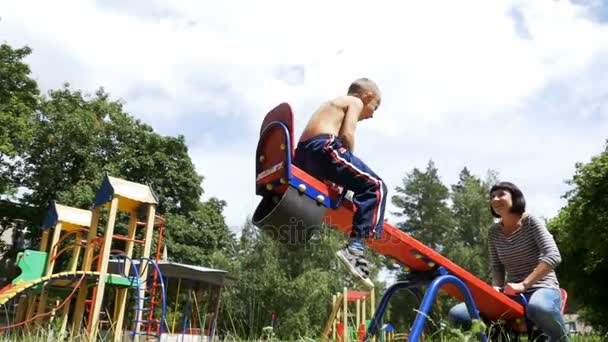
[347,78,381,120]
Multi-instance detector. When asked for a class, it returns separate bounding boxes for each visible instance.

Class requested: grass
[0,315,605,341]
[1,329,605,342]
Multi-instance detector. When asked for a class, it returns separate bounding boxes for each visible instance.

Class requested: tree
[391,160,453,250]
[443,168,496,281]
[0,44,39,197]
[549,142,608,334]
[9,79,230,267]
[164,198,235,266]
[22,85,203,220]
[387,160,454,330]
[215,221,376,340]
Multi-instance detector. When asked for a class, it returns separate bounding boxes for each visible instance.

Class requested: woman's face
[491,189,513,217]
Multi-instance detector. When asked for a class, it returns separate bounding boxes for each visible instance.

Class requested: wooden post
[71,209,100,337]
[87,197,119,340]
[356,299,361,330]
[133,204,156,338]
[15,296,27,324]
[112,212,138,342]
[58,230,82,338]
[362,296,367,328]
[332,294,337,341]
[371,288,376,342]
[68,231,83,272]
[24,295,37,326]
[39,230,50,252]
[343,287,348,342]
[35,223,63,321]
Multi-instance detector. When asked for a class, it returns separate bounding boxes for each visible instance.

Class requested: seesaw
[252,103,526,341]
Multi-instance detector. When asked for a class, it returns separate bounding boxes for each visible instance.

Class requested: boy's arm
[338,97,363,152]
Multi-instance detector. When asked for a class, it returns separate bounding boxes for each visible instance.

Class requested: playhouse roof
[93,175,158,212]
[42,202,92,231]
[107,260,230,287]
[156,261,230,287]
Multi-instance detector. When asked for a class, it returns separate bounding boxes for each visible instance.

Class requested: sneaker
[336,244,375,288]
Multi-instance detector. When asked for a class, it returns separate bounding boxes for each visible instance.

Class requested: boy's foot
[336,244,374,288]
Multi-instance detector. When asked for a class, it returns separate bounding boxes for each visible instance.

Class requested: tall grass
[1,319,605,342]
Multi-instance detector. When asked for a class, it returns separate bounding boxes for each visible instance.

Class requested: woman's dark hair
[489,181,526,218]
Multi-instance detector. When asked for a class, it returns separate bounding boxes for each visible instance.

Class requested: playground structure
[252,103,568,341]
[322,288,376,342]
[0,175,228,342]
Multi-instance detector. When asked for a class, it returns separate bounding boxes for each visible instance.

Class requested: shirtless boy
[293,78,387,288]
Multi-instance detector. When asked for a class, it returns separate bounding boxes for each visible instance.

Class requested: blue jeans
[448,287,569,341]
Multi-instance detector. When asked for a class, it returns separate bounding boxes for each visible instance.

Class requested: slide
[0,270,100,306]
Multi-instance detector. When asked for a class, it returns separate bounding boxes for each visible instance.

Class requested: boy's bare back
[299,95,365,152]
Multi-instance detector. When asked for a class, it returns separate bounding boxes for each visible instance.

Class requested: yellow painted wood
[87,197,119,340]
[112,211,138,342]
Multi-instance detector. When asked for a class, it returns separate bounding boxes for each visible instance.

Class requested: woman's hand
[504,282,527,295]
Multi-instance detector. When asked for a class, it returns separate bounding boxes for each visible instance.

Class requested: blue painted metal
[365,268,487,342]
[139,257,168,337]
[111,255,167,340]
[182,287,193,340]
[208,284,222,340]
[365,271,438,339]
[288,176,346,209]
[409,274,486,342]
[110,254,143,338]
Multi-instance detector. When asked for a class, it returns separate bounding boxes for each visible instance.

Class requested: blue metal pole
[139,257,167,338]
[366,281,415,337]
[408,274,486,342]
[208,285,221,341]
[182,287,192,342]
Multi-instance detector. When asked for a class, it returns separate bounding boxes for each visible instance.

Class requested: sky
[2,0,608,235]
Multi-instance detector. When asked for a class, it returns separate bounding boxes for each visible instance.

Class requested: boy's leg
[322,137,387,288]
[321,137,388,241]
[294,135,386,288]
[294,135,388,238]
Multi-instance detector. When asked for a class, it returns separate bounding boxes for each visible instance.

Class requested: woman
[448,181,569,341]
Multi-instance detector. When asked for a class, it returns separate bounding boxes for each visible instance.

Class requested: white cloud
[2,0,608,232]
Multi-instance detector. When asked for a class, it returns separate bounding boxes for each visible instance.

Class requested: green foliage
[443,168,496,282]
[22,85,202,219]
[388,162,500,332]
[215,219,380,340]
[549,141,608,334]
[0,43,230,283]
[164,199,235,266]
[391,160,453,250]
[0,44,39,196]
[4,40,608,340]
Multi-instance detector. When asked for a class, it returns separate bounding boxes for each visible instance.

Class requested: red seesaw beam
[292,166,525,322]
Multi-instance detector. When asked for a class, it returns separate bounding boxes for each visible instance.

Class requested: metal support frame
[365,267,487,342]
